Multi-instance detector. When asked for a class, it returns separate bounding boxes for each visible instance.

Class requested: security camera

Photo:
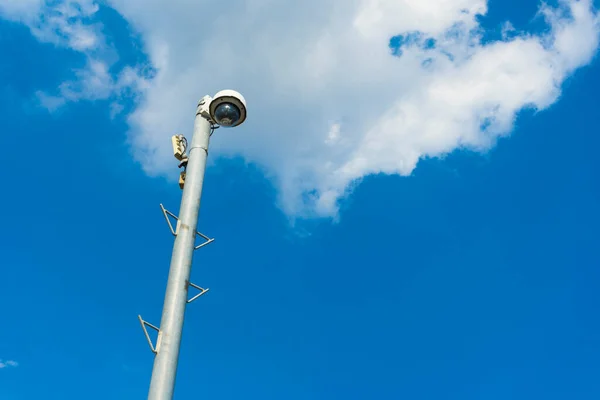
[208,90,247,128]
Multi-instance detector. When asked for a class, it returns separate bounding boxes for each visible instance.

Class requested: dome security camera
[209,90,247,128]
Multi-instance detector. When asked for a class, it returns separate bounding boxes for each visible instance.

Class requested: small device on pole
[138,90,247,400]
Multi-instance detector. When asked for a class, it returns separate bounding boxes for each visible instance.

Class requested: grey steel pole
[147,103,212,400]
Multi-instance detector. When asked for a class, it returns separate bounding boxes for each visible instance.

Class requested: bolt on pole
[147,102,212,400]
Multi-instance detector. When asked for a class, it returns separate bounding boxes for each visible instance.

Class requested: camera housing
[208,90,247,128]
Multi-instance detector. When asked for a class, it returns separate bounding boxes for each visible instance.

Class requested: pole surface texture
[147,108,212,400]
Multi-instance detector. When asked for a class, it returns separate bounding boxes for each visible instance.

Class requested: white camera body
[198,90,247,128]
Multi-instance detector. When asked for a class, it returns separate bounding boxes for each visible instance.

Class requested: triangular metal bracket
[160,204,215,250]
[138,315,160,354]
[194,233,214,250]
[160,204,179,236]
[187,282,209,303]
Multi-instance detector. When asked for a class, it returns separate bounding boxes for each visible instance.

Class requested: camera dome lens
[213,103,241,127]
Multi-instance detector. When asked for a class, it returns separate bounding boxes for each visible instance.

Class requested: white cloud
[0,0,44,23]
[0,359,18,369]
[0,0,100,50]
[0,0,148,114]
[2,0,599,218]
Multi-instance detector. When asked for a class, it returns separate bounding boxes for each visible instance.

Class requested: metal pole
[147,103,212,400]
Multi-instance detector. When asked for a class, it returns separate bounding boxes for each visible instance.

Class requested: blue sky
[1,1,600,399]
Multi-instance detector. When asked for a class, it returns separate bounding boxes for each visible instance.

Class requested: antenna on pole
[138,90,248,400]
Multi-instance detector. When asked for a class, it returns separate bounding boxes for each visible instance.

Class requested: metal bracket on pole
[194,232,214,250]
[160,204,215,249]
[138,315,161,354]
[187,282,209,303]
[160,204,179,236]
